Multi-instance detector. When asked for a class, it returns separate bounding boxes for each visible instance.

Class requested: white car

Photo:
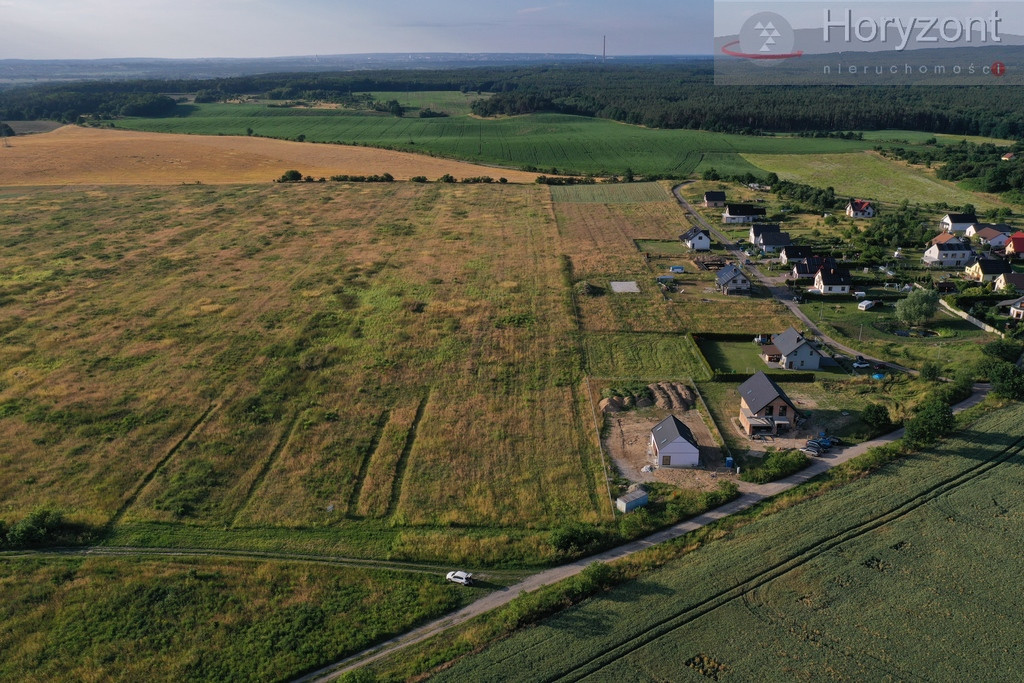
[446,570,473,586]
[852,361,871,369]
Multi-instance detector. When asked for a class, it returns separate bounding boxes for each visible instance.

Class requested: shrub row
[740,449,810,484]
[710,372,816,383]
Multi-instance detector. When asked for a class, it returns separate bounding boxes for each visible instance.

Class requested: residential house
[749,223,780,245]
[723,204,767,224]
[716,264,751,295]
[758,231,792,254]
[928,232,963,248]
[759,326,823,371]
[791,256,837,280]
[965,223,1014,239]
[998,295,1024,320]
[779,245,815,265]
[704,191,727,208]
[941,213,979,233]
[846,199,876,219]
[1003,152,1016,162]
[923,242,973,267]
[965,257,1013,283]
[649,416,700,468]
[680,227,712,251]
[738,371,798,436]
[996,272,1024,293]
[1007,232,1024,259]
[814,267,853,295]
[973,227,1011,249]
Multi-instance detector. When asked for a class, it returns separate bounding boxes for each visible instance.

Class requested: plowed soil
[0,126,542,186]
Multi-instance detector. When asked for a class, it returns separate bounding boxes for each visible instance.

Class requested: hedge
[711,372,816,383]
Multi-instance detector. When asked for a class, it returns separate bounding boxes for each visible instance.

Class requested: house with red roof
[846,199,876,219]
[1007,232,1024,259]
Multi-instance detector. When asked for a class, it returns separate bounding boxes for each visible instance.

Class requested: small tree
[278,169,302,183]
[904,397,955,446]
[983,338,1023,364]
[895,289,939,328]
[920,361,942,382]
[861,403,891,428]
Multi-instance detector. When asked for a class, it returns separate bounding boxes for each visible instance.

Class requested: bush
[410,176,428,183]
[920,361,942,382]
[549,523,607,555]
[277,169,303,183]
[0,507,96,549]
[983,338,1023,363]
[904,397,956,447]
[740,449,809,484]
[861,403,891,430]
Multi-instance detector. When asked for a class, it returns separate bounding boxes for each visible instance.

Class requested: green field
[369,91,486,116]
[859,129,1015,146]
[112,103,876,177]
[744,150,1008,209]
[436,403,1024,681]
[0,555,474,681]
[550,182,669,204]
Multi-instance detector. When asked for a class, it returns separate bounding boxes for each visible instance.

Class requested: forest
[4,63,1024,137]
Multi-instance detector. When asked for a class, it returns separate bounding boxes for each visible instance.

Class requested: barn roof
[651,415,697,450]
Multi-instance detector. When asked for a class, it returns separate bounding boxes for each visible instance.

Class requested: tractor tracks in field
[549,434,1024,682]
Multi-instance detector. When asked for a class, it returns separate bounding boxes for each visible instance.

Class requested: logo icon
[722,12,802,60]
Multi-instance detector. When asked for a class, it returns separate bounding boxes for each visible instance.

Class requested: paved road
[298,385,989,682]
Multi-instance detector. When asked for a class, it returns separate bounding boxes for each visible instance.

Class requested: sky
[1,0,715,60]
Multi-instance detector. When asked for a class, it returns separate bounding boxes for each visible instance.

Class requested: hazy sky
[1,0,715,59]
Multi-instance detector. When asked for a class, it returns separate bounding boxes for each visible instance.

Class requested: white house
[723,204,767,224]
[941,213,979,233]
[779,246,814,265]
[923,242,973,267]
[650,416,699,468]
[680,227,711,251]
[749,223,780,245]
[758,231,792,254]
[759,326,823,371]
[846,199,876,219]
[996,272,1024,293]
[973,227,1011,249]
[814,267,853,295]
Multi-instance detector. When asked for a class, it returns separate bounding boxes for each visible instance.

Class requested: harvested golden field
[0,126,542,186]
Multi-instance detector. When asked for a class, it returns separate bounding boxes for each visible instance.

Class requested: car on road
[806,440,830,452]
[800,447,822,457]
[446,570,473,586]
[852,361,871,369]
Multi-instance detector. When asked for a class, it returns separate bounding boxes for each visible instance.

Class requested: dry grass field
[0,181,608,562]
[0,126,543,186]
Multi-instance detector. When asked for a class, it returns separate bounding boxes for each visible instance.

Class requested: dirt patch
[604,409,732,491]
[0,126,544,186]
[649,382,694,411]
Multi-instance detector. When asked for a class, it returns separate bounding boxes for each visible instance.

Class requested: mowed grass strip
[356,399,423,518]
[550,182,670,204]
[744,150,1007,209]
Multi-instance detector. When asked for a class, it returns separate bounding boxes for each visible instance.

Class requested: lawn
[113,104,876,177]
[550,182,670,204]
[744,150,1008,210]
[800,300,995,370]
[434,402,1024,681]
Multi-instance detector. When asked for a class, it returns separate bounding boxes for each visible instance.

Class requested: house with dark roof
[965,257,1013,283]
[779,245,815,266]
[649,416,700,468]
[846,199,876,219]
[748,223,780,245]
[704,191,727,208]
[738,372,798,436]
[723,204,767,224]
[814,267,853,295]
[758,231,792,254]
[941,213,979,233]
[1007,232,1024,259]
[760,326,822,371]
[716,264,750,295]
[965,223,1014,239]
[791,256,837,280]
[996,272,1024,293]
[923,242,973,267]
[680,226,712,251]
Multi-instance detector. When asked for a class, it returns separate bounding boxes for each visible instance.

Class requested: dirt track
[0,126,542,186]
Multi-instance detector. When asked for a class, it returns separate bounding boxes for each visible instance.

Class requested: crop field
[0,555,473,681]
[437,402,1024,681]
[0,126,543,185]
[801,300,994,370]
[369,90,486,116]
[744,150,1008,209]
[550,182,670,204]
[0,182,610,562]
[113,104,876,176]
[859,129,1014,147]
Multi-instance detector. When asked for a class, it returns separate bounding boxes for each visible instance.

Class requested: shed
[616,489,649,513]
[650,415,700,468]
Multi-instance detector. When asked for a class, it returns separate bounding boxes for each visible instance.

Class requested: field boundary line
[106,402,218,529]
[579,380,614,515]
[385,392,429,519]
[229,411,301,527]
[553,434,1024,681]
